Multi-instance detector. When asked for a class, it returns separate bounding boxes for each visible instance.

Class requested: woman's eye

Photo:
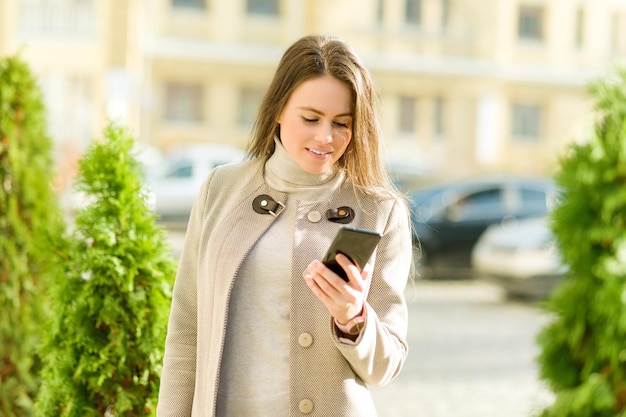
[303,117,318,123]
[334,121,349,128]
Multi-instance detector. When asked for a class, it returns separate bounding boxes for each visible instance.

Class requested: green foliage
[0,55,66,417]
[537,68,626,417]
[35,124,176,416]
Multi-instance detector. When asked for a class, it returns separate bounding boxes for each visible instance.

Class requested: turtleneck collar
[264,138,342,193]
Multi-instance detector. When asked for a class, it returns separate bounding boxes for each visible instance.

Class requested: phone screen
[322,227,382,281]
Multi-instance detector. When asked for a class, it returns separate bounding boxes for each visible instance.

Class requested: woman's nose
[315,123,333,143]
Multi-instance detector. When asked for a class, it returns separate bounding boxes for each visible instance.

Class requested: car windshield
[408,185,447,221]
[409,186,446,205]
[165,159,193,178]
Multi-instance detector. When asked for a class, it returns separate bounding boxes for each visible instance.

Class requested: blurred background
[1,0,625,197]
[2,1,625,415]
[2,0,625,292]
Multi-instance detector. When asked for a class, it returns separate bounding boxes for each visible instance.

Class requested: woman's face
[277,74,353,174]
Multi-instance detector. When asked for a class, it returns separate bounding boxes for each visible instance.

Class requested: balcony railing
[18,0,96,38]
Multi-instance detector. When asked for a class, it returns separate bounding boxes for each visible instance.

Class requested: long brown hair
[246,34,397,196]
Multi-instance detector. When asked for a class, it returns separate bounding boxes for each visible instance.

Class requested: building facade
[1,0,625,187]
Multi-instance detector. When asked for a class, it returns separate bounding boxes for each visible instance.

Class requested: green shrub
[537,68,626,417]
[35,124,176,416]
[0,55,66,417]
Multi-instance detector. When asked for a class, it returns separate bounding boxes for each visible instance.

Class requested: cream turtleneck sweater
[216,141,344,416]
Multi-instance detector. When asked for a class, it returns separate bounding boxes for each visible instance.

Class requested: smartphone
[322,226,383,281]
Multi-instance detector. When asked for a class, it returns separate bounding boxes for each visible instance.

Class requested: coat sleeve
[157,174,214,416]
[332,197,413,387]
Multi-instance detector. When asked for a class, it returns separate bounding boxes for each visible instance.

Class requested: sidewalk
[371,280,554,417]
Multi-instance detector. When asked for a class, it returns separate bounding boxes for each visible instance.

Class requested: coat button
[298,332,313,348]
[299,398,314,414]
[307,210,322,223]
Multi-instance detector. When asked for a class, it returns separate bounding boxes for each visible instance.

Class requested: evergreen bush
[537,68,626,417]
[0,55,66,417]
[35,124,176,416]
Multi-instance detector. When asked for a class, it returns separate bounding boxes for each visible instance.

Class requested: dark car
[408,175,557,279]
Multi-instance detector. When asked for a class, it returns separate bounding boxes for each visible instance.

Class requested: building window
[512,104,542,140]
[398,96,417,134]
[164,82,204,123]
[612,13,626,54]
[441,0,450,29]
[239,87,264,127]
[40,74,93,149]
[18,0,95,37]
[246,0,279,16]
[171,0,205,8]
[518,6,544,41]
[433,97,444,137]
[575,8,584,48]
[405,0,421,25]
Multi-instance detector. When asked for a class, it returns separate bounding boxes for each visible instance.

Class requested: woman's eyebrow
[298,106,353,117]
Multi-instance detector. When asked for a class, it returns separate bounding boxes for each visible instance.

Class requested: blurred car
[147,144,245,220]
[408,174,558,279]
[472,216,567,300]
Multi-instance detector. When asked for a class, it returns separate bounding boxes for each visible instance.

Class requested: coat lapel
[211,184,288,298]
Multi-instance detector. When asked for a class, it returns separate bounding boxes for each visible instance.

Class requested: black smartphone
[322,226,383,282]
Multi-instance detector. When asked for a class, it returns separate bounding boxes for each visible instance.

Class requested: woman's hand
[303,253,373,324]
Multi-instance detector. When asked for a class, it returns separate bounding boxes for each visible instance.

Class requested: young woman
[157,34,413,417]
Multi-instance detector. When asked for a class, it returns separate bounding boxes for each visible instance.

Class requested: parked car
[471,215,567,300]
[147,144,245,220]
[408,174,558,279]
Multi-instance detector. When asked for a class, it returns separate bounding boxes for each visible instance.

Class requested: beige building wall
[0,0,152,190]
[1,0,625,186]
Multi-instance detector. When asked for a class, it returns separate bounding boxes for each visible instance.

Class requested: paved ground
[371,280,555,417]
[165,226,555,417]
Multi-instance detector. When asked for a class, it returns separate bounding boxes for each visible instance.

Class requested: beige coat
[157,158,412,417]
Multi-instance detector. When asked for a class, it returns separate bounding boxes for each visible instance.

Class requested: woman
[157,34,412,417]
